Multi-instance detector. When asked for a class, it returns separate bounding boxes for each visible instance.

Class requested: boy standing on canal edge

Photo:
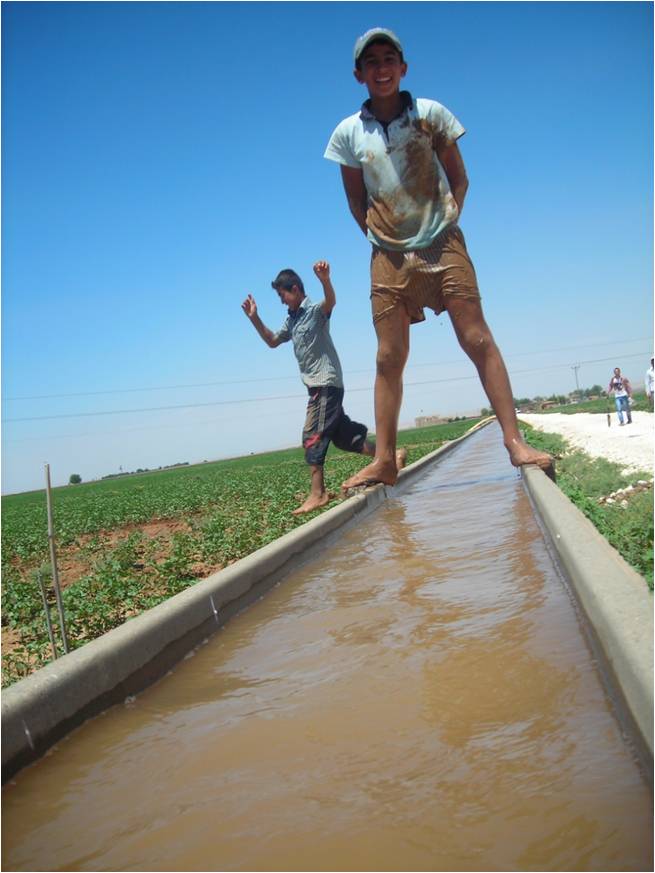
[242,260,406,515]
[324,27,554,488]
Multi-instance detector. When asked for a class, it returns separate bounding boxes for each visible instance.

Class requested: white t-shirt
[324,92,465,251]
[609,375,629,398]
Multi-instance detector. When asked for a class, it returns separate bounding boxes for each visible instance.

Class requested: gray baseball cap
[353,27,403,63]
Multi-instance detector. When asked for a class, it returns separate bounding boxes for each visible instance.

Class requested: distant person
[608,367,633,425]
[645,357,654,410]
[242,261,406,515]
[323,27,554,490]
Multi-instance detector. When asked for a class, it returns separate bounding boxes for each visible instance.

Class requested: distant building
[415,415,449,427]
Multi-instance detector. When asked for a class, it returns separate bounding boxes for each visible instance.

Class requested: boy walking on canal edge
[242,261,407,515]
[324,27,554,489]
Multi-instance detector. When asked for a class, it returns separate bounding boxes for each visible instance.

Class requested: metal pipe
[45,464,69,654]
[36,569,58,660]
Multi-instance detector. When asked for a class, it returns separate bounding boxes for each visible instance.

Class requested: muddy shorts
[370,224,481,325]
[302,386,368,466]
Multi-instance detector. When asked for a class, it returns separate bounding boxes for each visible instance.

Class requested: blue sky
[2,1,653,493]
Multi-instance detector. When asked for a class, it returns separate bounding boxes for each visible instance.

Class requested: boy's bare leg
[293,465,332,514]
[446,297,553,471]
[342,311,411,489]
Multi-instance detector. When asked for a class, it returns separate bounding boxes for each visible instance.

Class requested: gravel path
[519,412,654,477]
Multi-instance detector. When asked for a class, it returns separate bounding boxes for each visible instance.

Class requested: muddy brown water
[2,425,652,872]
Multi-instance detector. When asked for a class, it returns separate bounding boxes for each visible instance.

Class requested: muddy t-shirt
[324,92,465,251]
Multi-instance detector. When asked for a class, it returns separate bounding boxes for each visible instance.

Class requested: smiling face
[354,40,407,98]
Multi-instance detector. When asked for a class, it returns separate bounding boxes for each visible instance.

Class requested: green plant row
[520,424,653,588]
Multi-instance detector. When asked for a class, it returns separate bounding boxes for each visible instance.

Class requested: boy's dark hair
[355,38,404,70]
[271,268,305,295]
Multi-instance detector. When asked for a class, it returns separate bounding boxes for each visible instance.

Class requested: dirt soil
[15,516,223,598]
[2,516,224,666]
[519,411,654,476]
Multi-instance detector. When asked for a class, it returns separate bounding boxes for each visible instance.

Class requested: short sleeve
[324,118,361,169]
[272,317,291,344]
[422,99,466,146]
[311,302,328,325]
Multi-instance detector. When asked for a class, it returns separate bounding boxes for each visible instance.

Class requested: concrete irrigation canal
[2,423,652,871]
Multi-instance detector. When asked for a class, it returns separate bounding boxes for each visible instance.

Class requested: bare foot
[396,447,408,471]
[342,458,399,491]
[292,492,331,515]
[506,438,556,480]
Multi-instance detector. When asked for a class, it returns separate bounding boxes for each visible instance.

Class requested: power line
[3,353,645,424]
[3,338,650,401]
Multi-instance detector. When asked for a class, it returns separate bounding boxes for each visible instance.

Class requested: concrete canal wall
[522,464,653,770]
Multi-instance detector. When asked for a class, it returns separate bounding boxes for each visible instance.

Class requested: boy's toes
[292,493,332,515]
[540,459,557,483]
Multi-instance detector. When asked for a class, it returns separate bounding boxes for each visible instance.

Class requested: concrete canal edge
[522,464,653,771]
[1,421,491,781]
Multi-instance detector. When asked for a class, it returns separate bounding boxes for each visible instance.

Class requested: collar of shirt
[288,297,311,319]
[360,90,414,123]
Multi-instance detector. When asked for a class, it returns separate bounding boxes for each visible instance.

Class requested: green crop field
[2,419,480,686]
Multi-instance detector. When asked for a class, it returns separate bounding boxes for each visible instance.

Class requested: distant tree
[480,407,492,417]
[69,474,82,485]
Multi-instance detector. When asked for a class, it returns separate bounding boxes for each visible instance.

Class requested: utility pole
[572,363,581,394]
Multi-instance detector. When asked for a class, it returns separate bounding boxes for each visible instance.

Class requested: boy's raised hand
[313,260,330,283]
[315,260,336,315]
[241,294,257,319]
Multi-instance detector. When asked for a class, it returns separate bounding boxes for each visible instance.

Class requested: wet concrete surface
[2,424,652,871]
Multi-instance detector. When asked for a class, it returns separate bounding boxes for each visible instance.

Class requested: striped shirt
[274,298,344,388]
